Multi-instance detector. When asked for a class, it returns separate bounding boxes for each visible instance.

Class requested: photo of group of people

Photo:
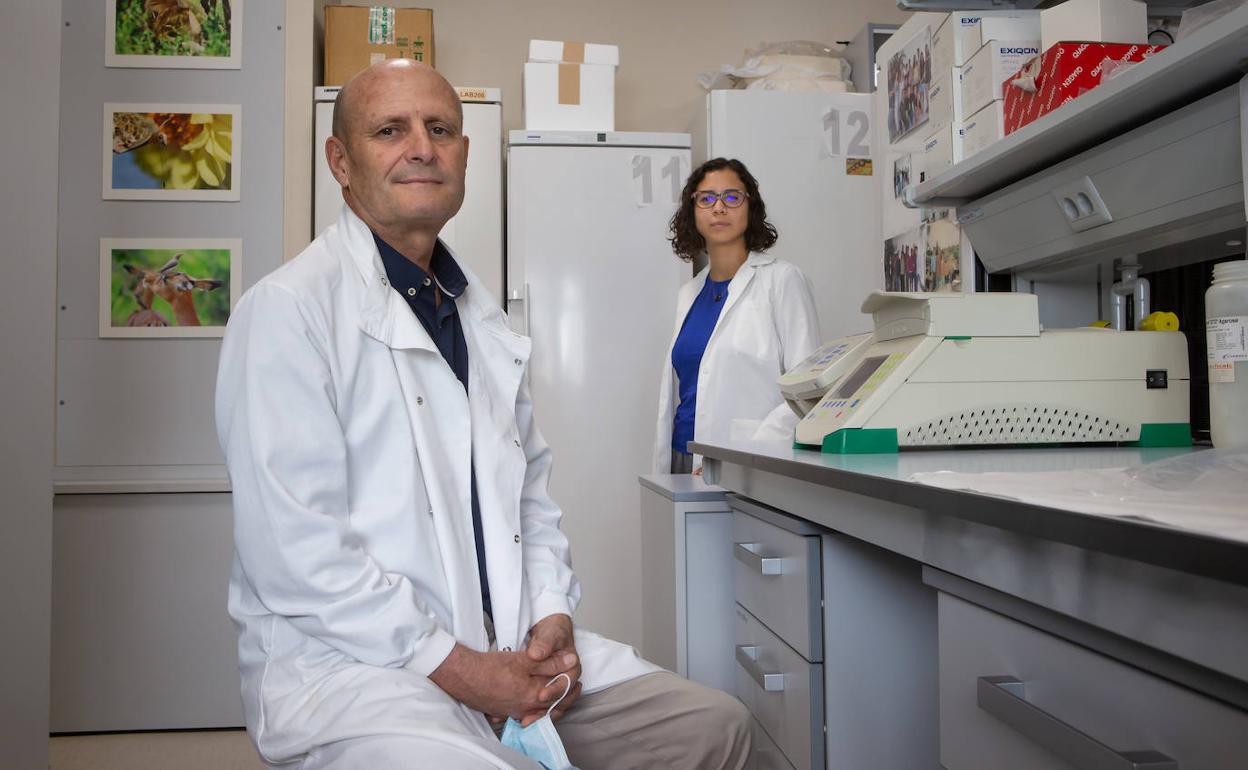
[892,154,912,199]
[883,219,961,293]
[886,30,931,144]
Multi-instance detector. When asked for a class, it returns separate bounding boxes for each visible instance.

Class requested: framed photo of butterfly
[103,103,241,201]
[106,0,242,70]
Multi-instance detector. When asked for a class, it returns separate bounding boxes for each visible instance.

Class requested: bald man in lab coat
[216,59,750,769]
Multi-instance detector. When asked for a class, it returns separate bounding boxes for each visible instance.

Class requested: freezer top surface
[315,85,503,104]
[508,130,691,148]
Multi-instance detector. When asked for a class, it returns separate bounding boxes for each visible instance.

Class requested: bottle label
[1207,315,1248,383]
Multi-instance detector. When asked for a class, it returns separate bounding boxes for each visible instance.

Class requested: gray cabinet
[732,499,825,770]
[938,591,1248,770]
[638,474,734,692]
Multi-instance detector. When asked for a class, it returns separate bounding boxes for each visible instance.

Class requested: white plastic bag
[698,41,853,92]
[1178,0,1248,40]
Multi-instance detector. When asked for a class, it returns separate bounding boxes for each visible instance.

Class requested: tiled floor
[50,729,265,770]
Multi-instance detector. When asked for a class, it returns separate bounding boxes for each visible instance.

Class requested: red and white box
[1002,41,1166,135]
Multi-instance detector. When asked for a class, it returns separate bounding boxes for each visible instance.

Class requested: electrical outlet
[1051,176,1113,233]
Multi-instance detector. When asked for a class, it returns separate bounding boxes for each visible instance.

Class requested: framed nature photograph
[100,238,241,338]
[106,0,242,69]
[104,103,240,201]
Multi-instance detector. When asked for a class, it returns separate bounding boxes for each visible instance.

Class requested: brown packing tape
[562,41,585,63]
[558,63,581,106]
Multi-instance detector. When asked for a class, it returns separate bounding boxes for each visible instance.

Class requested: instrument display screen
[834,355,888,399]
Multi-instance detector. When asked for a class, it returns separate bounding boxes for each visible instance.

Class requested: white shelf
[909,5,1248,208]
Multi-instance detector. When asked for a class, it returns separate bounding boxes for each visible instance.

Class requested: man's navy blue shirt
[374,233,492,619]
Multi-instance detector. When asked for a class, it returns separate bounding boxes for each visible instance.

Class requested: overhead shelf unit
[906,5,1248,277]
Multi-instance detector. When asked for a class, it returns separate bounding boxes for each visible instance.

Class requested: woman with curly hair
[651,158,820,474]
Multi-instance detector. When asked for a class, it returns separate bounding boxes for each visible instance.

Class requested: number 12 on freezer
[822,108,871,158]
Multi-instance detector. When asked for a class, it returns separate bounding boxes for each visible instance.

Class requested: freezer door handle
[977,677,1178,770]
[506,282,530,336]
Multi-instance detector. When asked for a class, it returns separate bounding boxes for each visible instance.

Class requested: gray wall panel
[51,493,241,731]
[57,0,286,471]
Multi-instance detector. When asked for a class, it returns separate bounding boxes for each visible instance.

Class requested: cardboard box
[962,100,1006,159]
[1041,0,1148,52]
[523,59,616,131]
[528,39,619,66]
[323,6,434,86]
[960,40,1041,117]
[950,10,1041,66]
[926,68,963,137]
[931,15,955,76]
[920,124,965,180]
[1002,42,1166,134]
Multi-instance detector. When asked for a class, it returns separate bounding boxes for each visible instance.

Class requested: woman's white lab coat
[651,253,820,472]
[216,206,657,766]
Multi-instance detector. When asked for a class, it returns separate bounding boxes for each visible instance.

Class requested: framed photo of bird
[103,103,241,201]
[105,0,242,69]
[99,238,242,338]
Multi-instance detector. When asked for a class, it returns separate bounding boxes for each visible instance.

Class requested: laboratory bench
[640,441,1248,770]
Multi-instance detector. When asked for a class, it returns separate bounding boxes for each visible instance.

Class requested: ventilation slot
[903,405,1131,447]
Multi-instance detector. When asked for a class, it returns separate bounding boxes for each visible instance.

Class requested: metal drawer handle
[734,542,783,576]
[978,677,1178,770]
[736,645,785,692]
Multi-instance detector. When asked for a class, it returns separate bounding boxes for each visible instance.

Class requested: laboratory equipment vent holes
[903,405,1130,446]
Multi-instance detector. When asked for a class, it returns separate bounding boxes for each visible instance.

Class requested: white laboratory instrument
[778,332,874,416]
[794,292,1191,452]
[507,130,690,646]
[313,86,505,303]
[699,90,881,341]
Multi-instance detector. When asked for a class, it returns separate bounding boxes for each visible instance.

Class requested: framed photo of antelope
[100,238,241,338]
[104,103,241,201]
[106,0,242,69]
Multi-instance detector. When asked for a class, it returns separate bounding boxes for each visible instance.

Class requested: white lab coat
[216,205,658,766]
[651,253,820,472]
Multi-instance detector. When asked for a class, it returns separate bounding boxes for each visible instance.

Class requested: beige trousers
[296,672,751,770]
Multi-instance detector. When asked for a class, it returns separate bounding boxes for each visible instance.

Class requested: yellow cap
[1140,311,1180,331]
[1089,320,1111,328]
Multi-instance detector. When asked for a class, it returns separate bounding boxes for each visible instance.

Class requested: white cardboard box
[961,100,1006,160]
[523,61,615,131]
[1041,0,1148,51]
[926,68,963,137]
[931,15,955,75]
[528,39,620,66]
[950,10,1041,66]
[959,40,1041,117]
[921,123,965,180]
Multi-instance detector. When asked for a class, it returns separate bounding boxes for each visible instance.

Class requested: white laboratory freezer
[313,86,505,304]
[507,130,691,647]
[699,90,883,340]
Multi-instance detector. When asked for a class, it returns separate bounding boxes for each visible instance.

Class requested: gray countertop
[638,473,726,502]
[690,439,1248,588]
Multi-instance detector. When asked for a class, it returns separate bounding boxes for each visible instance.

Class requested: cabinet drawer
[736,604,825,770]
[733,509,822,661]
[939,592,1248,770]
[750,716,797,770]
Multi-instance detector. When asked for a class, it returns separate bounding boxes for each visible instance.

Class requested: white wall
[0,0,59,765]
[318,0,910,133]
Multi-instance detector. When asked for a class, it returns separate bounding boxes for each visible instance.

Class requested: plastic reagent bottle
[1206,259,1248,447]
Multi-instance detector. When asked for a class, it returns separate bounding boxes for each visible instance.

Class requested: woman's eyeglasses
[692,189,747,209]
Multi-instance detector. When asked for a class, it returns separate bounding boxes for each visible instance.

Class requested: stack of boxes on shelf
[1004,0,1160,135]
[523,40,619,131]
[923,9,1041,173]
[923,0,1158,172]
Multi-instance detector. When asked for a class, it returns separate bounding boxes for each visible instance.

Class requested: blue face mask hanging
[500,673,579,770]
